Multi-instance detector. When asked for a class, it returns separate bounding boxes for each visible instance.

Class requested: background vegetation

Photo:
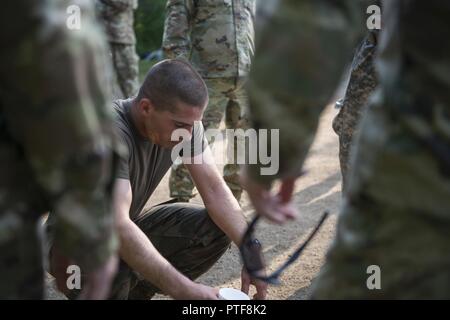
[134,0,166,57]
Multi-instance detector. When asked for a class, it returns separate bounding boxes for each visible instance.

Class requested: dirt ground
[46,104,342,300]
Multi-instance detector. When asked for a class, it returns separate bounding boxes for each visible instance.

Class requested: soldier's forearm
[202,182,248,246]
[247,0,369,184]
[117,218,193,298]
[186,151,247,246]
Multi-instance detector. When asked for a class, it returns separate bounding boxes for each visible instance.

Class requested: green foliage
[134,0,167,57]
[139,60,157,82]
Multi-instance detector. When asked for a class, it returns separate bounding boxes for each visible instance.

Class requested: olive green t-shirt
[113,99,206,220]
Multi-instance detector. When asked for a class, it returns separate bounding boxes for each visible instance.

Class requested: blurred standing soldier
[332,4,380,191]
[0,0,120,299]
[242,0,450,298]
[96,0,140,98]
[163,0,256,202]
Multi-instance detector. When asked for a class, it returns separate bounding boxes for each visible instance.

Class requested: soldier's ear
[138,98,154,116]
[200,96,209,111]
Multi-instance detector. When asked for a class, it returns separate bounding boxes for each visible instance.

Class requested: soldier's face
[142,100,205,148]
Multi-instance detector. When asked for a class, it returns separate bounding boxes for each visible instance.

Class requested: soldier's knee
[200,209,231,249]
[216,228,232,249]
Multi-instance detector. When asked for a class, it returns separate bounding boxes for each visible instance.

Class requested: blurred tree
[134,0,166,57]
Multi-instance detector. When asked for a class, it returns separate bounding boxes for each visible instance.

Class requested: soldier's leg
[127,203,231,299]
[0,137,46,299]
[312,96,450,299]
[0,213,44,299]
[105,43,124,100]
[111,43,139,98]
[332,31,378,191]
[169,78,230,201]
[223,78,250,201]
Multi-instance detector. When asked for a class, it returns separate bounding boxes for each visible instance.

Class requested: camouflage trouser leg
[0,135,46,299]
[332,31,378,192]
[312,94,450,299]
[169,77,249,201]
[222,78,250,200]
[110,43,139,98]
[0,213,44,299]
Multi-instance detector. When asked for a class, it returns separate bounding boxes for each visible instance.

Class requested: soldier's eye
[174,122,185,128]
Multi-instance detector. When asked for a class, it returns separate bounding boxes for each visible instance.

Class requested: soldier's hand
[179,282,220,300]
[241,267,268,300]
[78,255,118,300]
[241,171,298,224]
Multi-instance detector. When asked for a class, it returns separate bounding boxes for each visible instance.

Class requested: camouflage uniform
[163,0,256,201]
[96,0,139,98]
[0,0,119,299]
[332,30,379,191]
[248,0,450,298]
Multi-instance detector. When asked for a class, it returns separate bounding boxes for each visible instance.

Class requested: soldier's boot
[127,281,157,300]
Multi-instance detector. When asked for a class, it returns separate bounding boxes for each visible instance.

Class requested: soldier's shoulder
[112,99,125,115]
[112,99,135,143]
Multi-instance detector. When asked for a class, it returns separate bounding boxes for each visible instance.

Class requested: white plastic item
[218,288,251,300]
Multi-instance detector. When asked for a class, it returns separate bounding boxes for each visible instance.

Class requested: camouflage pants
[0,212,44,300]
[169,77,249,201]
[110,43,139,98]
[311,93,450,299]
[332,31,378,191]
[47,202,231,300]
[0,119,47,299]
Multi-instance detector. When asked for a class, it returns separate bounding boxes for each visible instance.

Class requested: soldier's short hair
[137,59,208,111]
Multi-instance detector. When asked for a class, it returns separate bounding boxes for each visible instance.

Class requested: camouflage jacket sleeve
[3,1,119,272]
[247,0,372,185]
[99,0,137,12]
[162,0,195,61]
